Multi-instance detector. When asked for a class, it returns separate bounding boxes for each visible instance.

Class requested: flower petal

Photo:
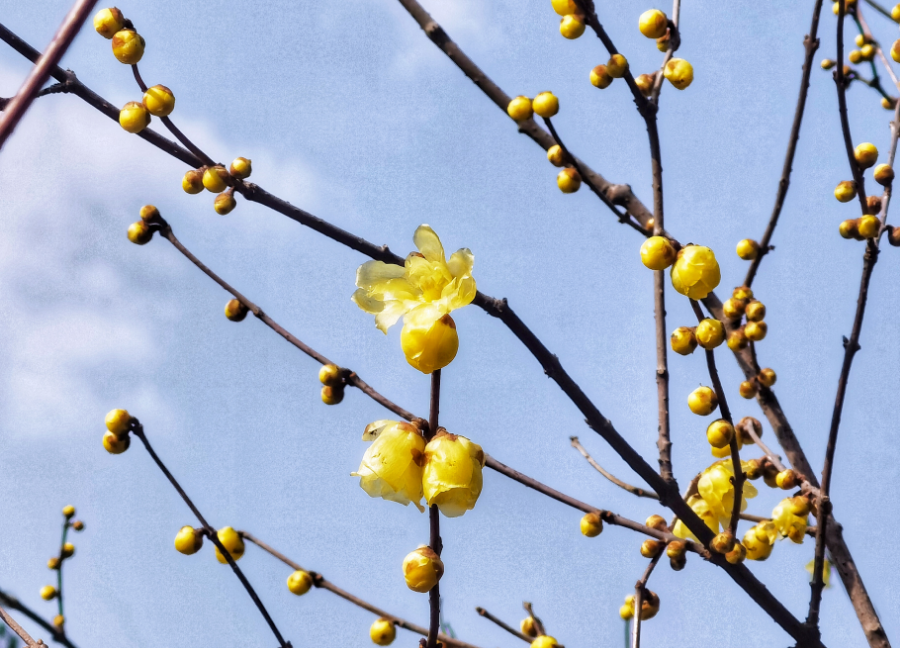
[356,260,405,290]
[413,224,445,263]
[448,248,474,278]
[375,300,410,333]
[352,289,384,314]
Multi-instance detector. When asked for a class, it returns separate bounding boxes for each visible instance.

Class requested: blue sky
[1,1,899,647]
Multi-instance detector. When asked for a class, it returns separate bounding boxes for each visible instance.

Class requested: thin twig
[631,554,661,648]
[522,603,546,638]
[475,608,530,643]
[570,437,659,499]
[855,5,900,89]
[0,0,98,149]
[0,604,41,647]
[0,589,76,648]
[426,369,442,648]
[861,0,892,18]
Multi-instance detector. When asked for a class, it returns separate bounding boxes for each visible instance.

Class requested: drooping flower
[697,459,758,531]
[352,420,426,511]
[743,521,777,561]
[352,225,476,374]
[422,430,485,517]
[772,498,809,544]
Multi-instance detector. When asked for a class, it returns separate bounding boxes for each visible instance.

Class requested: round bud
[103,431,130,454]
[893,3,900,21]
[183,169,205,194]
[224,299,247,322]
[735,239,759,260]
[889,226,900,247]
[402,547,444,593]
[607,54,628,78]
[739,380,759,399]
[640,236,677,270]
[139,205,160,222]
[861,44,875,61]
[666,540,686,559]
[788,495,812,516]
[214,192,237,215]
[287,570,313,595]
[775,469,798,490]
[94,8,125,38]
[321,385,344,405]
[62,505,75,518]
[551,0,578,15]
[891,39,900,63]
[127,221,153,245]
[230,157,252,180]
[744,300,766,322]
[669,554,687,571]
[855,143,879,169]
[507,96,533,121]
[839,218,859,240]
[203,166,230,193]
[520,616,538,637]
[215,527,245,564]
[821,59,835,70]
[757,367,776,388]
[370,618,396,646]
[174,526,204,555]
[763,464,779,488]
[559,14,586,39]
[744,321,767,341]
[671,245,720,299]
[557,168,582,193]
[142,85,175,117]
[874,164,894,186]
[619,604,634,620]
[590,64,614,89]
[645,514,667,531]
[834,180,857,203]
[641,592,660,620]
[695,318,725,349]
[547,145,567,167]
[635,73,655,97]
[119,101,151,134]
[858,215,880,239]
[640,539,664,558]
[72,520,85,531]
[111,29,145,64]
[40,585,57,601]
[670,326,697,356]
[532,92,559,118]
[61,543,75,558]
[687,386,718,416]
[883,97,897,110]
[744,458,763,480]
[664,58,693,90]
[725,542,747,564]
[706,419,734,449]
[710,532,736,554]
[855,34,867,47]
[47,557,60,570]
[848,50,862,64]
[580,511,603,537]
[531,636,560,648]
[733,286,753,300]
[318,364,342,386]
[722,298,747,320]
[737,416,763,445]
[727,329,749,351]
[638,9,668,39]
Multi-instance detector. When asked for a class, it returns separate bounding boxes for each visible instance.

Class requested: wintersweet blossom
[422,430,485,517]
[352,420,426,511]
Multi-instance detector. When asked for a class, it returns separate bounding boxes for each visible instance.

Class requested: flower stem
[427,369,443,648]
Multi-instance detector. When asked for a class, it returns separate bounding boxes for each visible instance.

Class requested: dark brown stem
[427,369,442,648]
[0,588,77,648]
[55,519,69,622]
[631,554,661,648]
[130,423,290,648]
[570,437,659,499]
[240,533,481,648]
[130,63,147,92]
[744,0,824,288]
[0,0,98,149]
[475,607,530,643]
[522,603,546,637]
[836,2,870,215]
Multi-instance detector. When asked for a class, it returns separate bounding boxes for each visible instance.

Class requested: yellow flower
[402,546,443,592]
[670,245,720,299]
[805,558,832,588]
[93,8,124,39]
[370,618,396,645]
[772,498,808,544]
[352,225,475,374]
[119,101,151,134]
[697,459,757,531]
[664,58,693,90]
[142,85,175,117]
[174,526,203,555]
[580,512,603,537]
[423,430,485,517]
[352,420,426,511]
[743,521,776,561]
[40,585,57,600]
[639,9,668,39]
[672,494,717,540]
[531,637,559,648]
[111,29,145,65]
[214,526,245,563]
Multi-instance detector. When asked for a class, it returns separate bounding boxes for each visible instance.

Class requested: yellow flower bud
[521,616,538,637]
[711,532,736,554]
[834,180,857,202]
[580,511,603,537]
[645,514,667,531]
[48,557,60,570]
[670,326,697,355]
[370,618,396,646]
[72,520,85,531]
[855,142,878,169]
[62,505,76,518]
[638,9,668,39]
[725,541,747,564]
[127,221,153,245]
[733,286,753,300]
[119,101,151,134]
[641,591,660,620]
[874,163,894,186]
[735,238,759,260]
[744,301,765,322]
[727,329,748,351]
[640,236,676,270]
[224,299,248,322]
[546,145,567,167]
[695,318,724,349]
[183,169,204,194]
[139,204,160,222]
[214,191,237,215]
[401,312,459,374]
[861,44,875,61]
[287,570,313,595]
[142,84,175,117]
[93,8,125,39]
[788,495,812,516]
[531,637,559,648]
[607,54,628,78]
[619,603,634,620]
[203,165,230,193]
[40,585,57,600]
[318,364,342,386]
[858,215,880,239]
[174,526,203,555]
[230,157,252,179]
[892,39,900,63]
[744,321,767,342]
[706,419,734,449]
[664,58,693,90]
[560,14,586,39]
[353,421,425,510]
[590,64,614,89]
[743,523,775,561]
[848,50,862,64]
[402,546,443,593]
[893,3,900,21]
[103,431,130,454]
[839,218,859,239]
[53,615,65,629]
[757,367,776,388]
[321,385,344,405]
[214,527,245,563]
[744,458,763,480]
[670,245,720,299]
[640,539,664,558]
[739,380,758,399]
[507,96,534,121]
[111,29,145,64]
[855,34,867,48]
[532,91,559,118]
[556,167,582,194]
[635,73,655,97]
[666,540,686,559]
[775,469,798,490]
[688,386,718,416]
[821,58,835,69]
[551,0,578,15]
[722,298,746,320]
[61,543,74,558]
[883,97,896,110]
[423,430,485,517]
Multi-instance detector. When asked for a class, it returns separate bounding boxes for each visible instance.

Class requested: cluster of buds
[551,0,586,39]
[174,525,246,563]
[39,505,86,629]
[619,590,660,620]
[318,363,345,405]
[669,316,724,356]
[835,144,893,240]
[94,8,143,64]
[833,0,857,15]
[848,33,877,65]
[126,204,162,246]
[642,240,722,302]
[117,84,175,135]
[721,286,770,364]
[102,408,133,454]
[182,158,252,215]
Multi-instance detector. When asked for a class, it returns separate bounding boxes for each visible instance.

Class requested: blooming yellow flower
[423,430,485,517]
[697,459,757,531]
[743,521,776,561]
[672,494,717,541]
[352,420,426,511]
[772,498,808,544]
[352,225,475,374]
[670,245,720,299]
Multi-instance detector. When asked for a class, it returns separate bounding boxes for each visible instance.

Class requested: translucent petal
[422,433,484,516]
[357,261,405,290]
[352,289,384,314]
[448,248,474,278]
[374,300,411,333]
[413,224,445,263]
[353,423,425,510]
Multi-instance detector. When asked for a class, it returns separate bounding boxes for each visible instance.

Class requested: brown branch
[855,6,900,89]
[427,370,442,648]
[837,3,870,215]
[630,554,661,648]
[0,604,41,648]
[861,0,892,18]
[240,532,480,648]
[736,418,787,474]
[521,603,546,638]
[0,0,98,149]
[475,608,530,643]
[0,589,77,648]
[743,0,824,287]
[570,437,659,499]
